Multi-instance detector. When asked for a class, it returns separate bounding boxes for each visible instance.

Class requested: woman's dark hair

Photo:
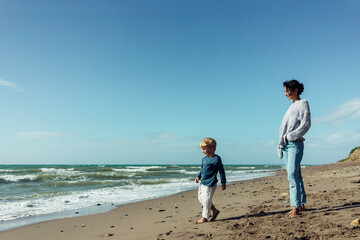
[283,79,304,95]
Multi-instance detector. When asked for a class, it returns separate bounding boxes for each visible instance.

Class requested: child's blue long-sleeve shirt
[197,155,226,187]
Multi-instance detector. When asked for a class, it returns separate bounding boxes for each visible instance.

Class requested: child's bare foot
[210,210,220,221]
[196,217,208,224]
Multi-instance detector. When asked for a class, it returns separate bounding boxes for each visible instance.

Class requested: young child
[195,137,226,224]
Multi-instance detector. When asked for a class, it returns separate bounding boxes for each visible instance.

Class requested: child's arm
[195,169,201,183]
[216,158,227,187]
[195,159,203,183]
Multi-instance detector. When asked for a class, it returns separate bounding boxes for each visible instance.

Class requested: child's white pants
[198,183,217,219]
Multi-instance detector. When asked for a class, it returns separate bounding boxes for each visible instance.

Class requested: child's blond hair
[199,137,217,150]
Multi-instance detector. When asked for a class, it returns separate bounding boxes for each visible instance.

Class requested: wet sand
[1,158,359,240]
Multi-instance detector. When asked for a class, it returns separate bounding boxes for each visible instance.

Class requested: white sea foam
[0,174,38,182]
[226,171,273,182]
[0,169,18,173]
[235,166,256,169]
[182,170,199,175]
[40,168,81,175]
[114,166,166,173]
[0,180,195,222]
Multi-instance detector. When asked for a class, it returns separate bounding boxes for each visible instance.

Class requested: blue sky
[1,0,360,165]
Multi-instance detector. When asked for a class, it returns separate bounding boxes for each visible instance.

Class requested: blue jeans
[283,141,306,208]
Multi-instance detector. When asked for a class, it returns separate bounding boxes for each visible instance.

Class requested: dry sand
[1,158,360,240]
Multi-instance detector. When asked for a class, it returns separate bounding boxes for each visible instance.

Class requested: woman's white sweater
[278,99,311,158]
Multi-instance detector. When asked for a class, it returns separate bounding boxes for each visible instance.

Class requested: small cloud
[16,131,71,139]
[314,98,360,125]
[263,140,276,148]
[0,79,24,92]
[78,132,199,149]
[143,132,189,140]
[307,130,360,149]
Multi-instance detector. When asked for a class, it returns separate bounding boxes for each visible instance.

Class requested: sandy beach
[1,154,359,240]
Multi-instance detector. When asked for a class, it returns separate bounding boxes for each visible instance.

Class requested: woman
[278,79,311,218]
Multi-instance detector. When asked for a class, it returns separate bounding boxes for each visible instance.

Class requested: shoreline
[0,160,359,239]
[0,203,118,232]
[0,171,276,232]
[0,164,279,226]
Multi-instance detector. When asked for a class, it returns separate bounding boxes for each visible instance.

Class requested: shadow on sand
[219,201,360,222]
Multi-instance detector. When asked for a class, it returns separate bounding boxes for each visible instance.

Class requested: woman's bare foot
[300,204,305,211]
[288,207,300,218]
[210,210,220,221]
[288,205,305,216]
[196,217,208,224]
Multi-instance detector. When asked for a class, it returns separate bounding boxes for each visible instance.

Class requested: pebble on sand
[351,219,360,225]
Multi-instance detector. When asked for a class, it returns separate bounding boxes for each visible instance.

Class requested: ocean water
[0,164,283,230]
